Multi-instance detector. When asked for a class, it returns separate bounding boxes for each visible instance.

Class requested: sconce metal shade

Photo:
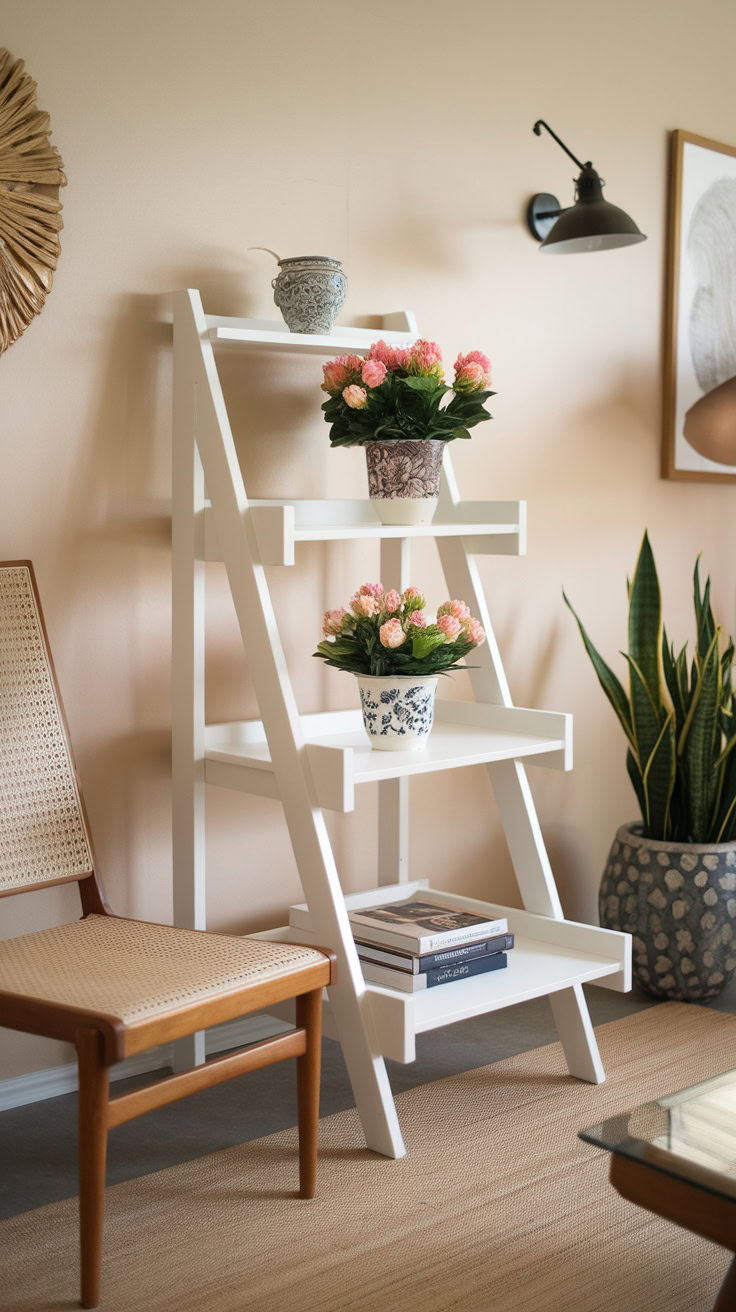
[538,166,646,254]
[528,123,646,254]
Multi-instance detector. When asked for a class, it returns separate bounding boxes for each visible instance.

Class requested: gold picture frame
[662,129,736,482]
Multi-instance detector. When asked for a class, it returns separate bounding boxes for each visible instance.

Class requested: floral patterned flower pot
[272,255,347,334]
[355,674,438,751]
[600,821,736,1001]
[363,439,445,526]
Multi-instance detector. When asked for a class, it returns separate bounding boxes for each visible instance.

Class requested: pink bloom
[402,586,425,608]
[359,583,384,598]
[408,611,427,628]
[437,599,471,621]
[454,350,491,392]
[456,349,491,373]
[343,384,368,409]
[321,360,351,394]
[321,353,364,394]
[437,614,462,641]
[380,618,407,649]
[361,359,387,388]
[341,353,364,372]
[463,617,486,646]
[322,607,348,636]
[367,340,408,371]
[406,339,444,379]
[383,589,402,614]
[352,593,379,618]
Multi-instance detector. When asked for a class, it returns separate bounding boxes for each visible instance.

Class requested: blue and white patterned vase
[272,255,347,334]
[355,674,438,752]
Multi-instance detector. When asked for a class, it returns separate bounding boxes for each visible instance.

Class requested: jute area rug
[1,1003,734,1312]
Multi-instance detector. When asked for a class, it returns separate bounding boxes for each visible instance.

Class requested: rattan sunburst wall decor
[0,47,66,355]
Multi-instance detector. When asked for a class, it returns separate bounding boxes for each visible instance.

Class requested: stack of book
[289,896,514,994]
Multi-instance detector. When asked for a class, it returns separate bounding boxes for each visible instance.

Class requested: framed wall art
[662,129,736,481]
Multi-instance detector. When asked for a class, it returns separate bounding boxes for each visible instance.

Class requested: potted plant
[314,584,486,751]
[320,340,494,526]
[565,531,736,1001]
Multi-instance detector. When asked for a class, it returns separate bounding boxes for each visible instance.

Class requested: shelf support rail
[172,289,406,1158]
[436,462,605,1083]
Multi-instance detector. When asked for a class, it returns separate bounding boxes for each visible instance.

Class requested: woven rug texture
[0,1002,733,1311]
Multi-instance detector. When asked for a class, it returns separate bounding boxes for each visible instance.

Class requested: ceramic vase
[272,255,347,334]
[363,439,445,526]
[600,821,736,1000]
[355,674,438,751]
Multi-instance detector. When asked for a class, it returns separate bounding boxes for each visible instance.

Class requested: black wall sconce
[527,120,646,253]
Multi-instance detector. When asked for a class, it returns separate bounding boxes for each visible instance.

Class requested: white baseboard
[0,1013,291,1113]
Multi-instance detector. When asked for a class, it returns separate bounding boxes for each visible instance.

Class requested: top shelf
[205,312,417,355]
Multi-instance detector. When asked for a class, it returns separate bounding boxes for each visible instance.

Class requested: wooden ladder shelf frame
[172,287,631,1160]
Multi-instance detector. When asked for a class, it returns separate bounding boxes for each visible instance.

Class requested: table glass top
[580,1068,736,1203]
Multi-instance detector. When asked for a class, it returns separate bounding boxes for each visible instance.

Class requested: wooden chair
[0,561,335,1309]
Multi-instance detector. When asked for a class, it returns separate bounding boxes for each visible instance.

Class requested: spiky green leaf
[563,591,635,749]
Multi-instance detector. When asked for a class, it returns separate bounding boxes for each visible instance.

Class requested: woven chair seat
[0,915,326,1025]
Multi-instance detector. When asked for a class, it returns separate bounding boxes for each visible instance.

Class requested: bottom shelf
[252,882,631,1064]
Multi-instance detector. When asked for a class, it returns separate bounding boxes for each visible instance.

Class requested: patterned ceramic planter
[600,822,736,1000]
[272,255,347,334]
[355,674,438,751]
[363,439,445,526]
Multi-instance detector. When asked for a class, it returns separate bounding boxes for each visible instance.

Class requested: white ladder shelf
[172,288,631,1160]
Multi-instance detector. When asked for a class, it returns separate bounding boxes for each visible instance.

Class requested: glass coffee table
[581,1070,736,1311]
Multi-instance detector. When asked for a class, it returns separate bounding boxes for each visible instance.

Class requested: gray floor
[3,979,735,1221]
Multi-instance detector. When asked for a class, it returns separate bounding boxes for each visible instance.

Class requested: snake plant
[564,532,736,844]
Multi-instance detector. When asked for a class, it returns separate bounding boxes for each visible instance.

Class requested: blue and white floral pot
[355,674,438,752]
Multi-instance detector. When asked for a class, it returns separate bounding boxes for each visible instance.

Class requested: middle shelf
[201,497,526,565]
[204,701,572,812]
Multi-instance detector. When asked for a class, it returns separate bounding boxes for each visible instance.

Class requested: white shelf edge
[203,703,572,811]
[204,313,417,355]
[201,499,525,565]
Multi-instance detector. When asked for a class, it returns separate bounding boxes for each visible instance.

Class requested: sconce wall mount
[527,119,646,253]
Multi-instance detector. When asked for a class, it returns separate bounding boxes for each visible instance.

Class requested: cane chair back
[0,562,94,896]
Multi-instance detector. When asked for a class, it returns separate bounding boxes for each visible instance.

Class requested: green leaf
[628,531,663,716]
[626,746,647,819]
[641,710,676,839]
[623,652,665,784]
[397,376,449,395]
[410,631,446,661]
[563,591,635,750]
[662,628,682,720]
[682,630,720,840]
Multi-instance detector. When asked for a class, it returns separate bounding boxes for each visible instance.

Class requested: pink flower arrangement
[314,584,486,677]
[320,338,494,448]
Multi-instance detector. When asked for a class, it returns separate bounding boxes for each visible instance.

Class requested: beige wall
[2,0,736,1082]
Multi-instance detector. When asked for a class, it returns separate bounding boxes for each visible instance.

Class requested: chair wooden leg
[76,1029,109,1310]
[295,987,322,1199]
